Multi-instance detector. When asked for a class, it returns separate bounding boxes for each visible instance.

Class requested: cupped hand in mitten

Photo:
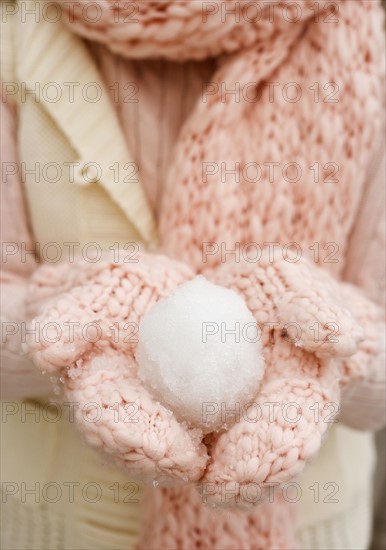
[197,256,364,507]
[25,251,208,485]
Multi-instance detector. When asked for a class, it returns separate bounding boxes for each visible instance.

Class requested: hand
[26,251,208,484]
[197,256,363,507]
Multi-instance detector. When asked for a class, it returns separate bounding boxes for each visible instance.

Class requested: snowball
[136,276,265,432]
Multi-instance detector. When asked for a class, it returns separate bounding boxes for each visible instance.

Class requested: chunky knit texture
[139,486,298,550]
[56,0,320,61]
[24,1,386,549]
[55,0,385,273]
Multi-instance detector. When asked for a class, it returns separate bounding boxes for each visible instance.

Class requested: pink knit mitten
[198,256,367,507]
[26,251,208,484]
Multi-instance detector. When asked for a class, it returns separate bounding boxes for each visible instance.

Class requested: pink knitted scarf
[28,1,385,549]
[57,0,385,275]
[57,0,320,60]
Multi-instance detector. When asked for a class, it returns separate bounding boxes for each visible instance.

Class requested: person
[1,1,385,549]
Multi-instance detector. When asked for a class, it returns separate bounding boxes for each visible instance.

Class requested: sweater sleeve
[338,141,386,431]
[0,92,53,400]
